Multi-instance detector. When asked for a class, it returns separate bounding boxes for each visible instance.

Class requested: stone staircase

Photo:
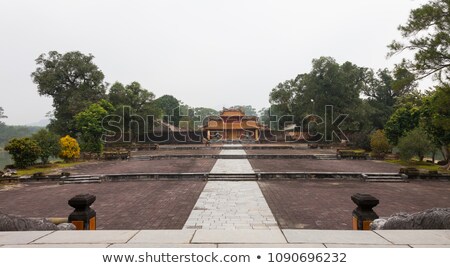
[208,173,257,181]
[361,173,408,183]
[60,175,101,184]
[314,154,338,160]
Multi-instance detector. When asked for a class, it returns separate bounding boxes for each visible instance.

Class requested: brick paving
[0,181,206,229]
[249,159,402,173]
[63,159,216,175]
[259,180,450,229]
[131,149,221,157]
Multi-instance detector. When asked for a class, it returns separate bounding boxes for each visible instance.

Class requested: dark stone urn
[351,193,379,230]
[68,194,97,230]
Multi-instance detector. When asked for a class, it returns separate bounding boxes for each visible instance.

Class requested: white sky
[0,0,431,125]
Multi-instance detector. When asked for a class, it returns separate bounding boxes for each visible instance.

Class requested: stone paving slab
[128,230,195,244]
[218,244,325,248]
[33,230,138,244]
[192,230,287,244]
[210,159,254,173]
[184,181,278,230]
[2,230,450,247]
[325,244,410,248]
[1,243,110,248]
[222,144,242,147]
[283,230,391,245]
[109,244,217,248]
[375,230,450,245]
[220,149,247,155]
[409,245,450,248]
[0,231,52,245]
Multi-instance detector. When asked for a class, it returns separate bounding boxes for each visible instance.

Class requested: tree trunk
[441,145,450,162]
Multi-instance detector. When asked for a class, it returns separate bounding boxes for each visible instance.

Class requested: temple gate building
[203,108,263,142]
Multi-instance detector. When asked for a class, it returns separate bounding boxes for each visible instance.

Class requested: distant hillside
[26,118,50,127]
[0,125,42,148]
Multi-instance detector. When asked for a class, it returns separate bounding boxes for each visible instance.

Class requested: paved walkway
[183,182,279,230]
[184,146,279,230]
[2,230,450,248]
[209,159,254,173]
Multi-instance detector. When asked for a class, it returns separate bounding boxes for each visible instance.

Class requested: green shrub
[4,138,42,168]
[397,128,433,161]
[370,130,390,158]
[31,129,60,164]
[59,135,80,162]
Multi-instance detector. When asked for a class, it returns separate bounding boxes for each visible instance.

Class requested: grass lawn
[15,161,82,176]
[385,159,450,173]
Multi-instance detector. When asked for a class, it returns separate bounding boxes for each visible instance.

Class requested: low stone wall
[0,212,75,231]
[372,208,450,230]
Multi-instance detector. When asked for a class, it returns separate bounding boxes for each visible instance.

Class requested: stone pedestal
[68,194,96,230]
[351,193,379,230]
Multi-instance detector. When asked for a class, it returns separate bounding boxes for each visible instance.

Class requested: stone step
[362,173,408,183]
[314,154,338,160]
[60,176,101,184]
[208,173,257,181]
[364,179,406,183]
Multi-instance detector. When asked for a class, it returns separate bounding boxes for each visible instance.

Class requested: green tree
[388,0,450,82]
[398,128,433,161]
[269,57,367,133]
[108,81,160,140]
[363,66,417,129]
[0,107,6,126]
[420,85,450,162]
[194,107,218,119]
[4,138,41,168]
[153,95,180,125]
[370,130,390,158]
[31,51,106,135]
[194,107,219,127]
[31,129,60,164]
[75,101,112,153]
[384,104,421,145]
[229,105,257,116]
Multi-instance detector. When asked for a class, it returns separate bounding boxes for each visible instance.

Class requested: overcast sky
[0,0,430,125]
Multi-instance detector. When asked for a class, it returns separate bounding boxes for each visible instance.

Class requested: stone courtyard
[1,144,449,232]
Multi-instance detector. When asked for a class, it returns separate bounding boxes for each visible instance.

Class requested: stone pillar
[351,193,379,230]
[68,194,97,230]
[207,130,211,140]
[255,129,259,141]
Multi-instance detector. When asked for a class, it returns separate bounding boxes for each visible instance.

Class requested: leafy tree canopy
[75,101,112,153]
[0,107,6,126]
[153,95,180,125]
[370,130,390,158]
[398,127,434,161]
[31,129,60,164]
[229,105,257,116]
[4,138,41,168]
[384,103,421,145]
[388,0,450,83]
[31,51,107,135]
[420,85,450,161]
[269,57,366,130]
